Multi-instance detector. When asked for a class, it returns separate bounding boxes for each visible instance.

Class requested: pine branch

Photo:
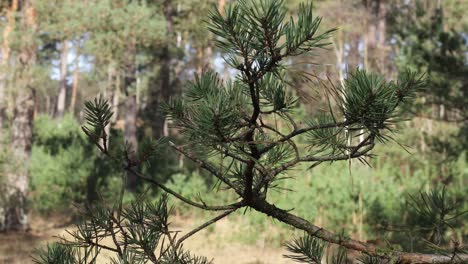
[250,197,468,264]
[125,166,244,212]
[168,141,242,194]
[175,208,238,248]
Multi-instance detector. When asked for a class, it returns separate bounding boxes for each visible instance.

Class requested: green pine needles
[34,0,467,263]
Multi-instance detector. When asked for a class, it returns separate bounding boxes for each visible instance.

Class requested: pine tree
[34,1,467,263]
[387,0,468,180]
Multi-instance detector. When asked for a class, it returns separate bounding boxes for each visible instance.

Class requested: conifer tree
[34,0,467,263]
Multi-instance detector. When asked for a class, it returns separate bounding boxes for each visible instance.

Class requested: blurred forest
[0,0,466,263]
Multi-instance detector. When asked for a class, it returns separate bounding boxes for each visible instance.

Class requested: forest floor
[0,213,291,264]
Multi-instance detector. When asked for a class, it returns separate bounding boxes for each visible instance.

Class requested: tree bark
[124,44,138,191]
[158,1,173,137]
[250,197,468,264]
[55,40,68,118]
[69,46,80,114]
[0,0,37,232]
[147,0,175,139]
[0,0,19,139]
[363,0,388,74]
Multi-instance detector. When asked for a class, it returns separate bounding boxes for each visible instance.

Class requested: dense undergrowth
[29,114,467,251]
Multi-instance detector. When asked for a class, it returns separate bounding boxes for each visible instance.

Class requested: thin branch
[175,208,238,248]
[86,240,120,254]
[268,139,375,179]
[169,141,241,194]
[125,167,243,211]
[260,121,349,155]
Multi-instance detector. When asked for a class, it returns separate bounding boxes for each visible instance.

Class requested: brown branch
[268,140,375,179]
[213,144,269,176]
[86,240,120,254]
[249,198,468,264]
[260,121,349,155]
[175,208,238,248]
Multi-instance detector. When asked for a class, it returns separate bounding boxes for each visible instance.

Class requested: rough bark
[0,0,37,232]
[0,0,19,138]
[2,89,35,232]
[250,197,468,264]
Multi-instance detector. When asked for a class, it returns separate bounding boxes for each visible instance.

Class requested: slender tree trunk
[56,40,68,118]
[70,46,80,113]
[197,47,203,75]
[376,1,387,74]
[0,0,19,139]
[112,73,120,124]
[124,44,138,190]
[218,0,226,13]
[150,0,174,139]
[0,0,37,232]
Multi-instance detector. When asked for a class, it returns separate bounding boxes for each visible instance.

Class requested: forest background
[0,0,466,263]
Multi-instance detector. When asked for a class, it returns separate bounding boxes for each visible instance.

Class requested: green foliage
[407,186,466,245]
[284,235,325,263]
[33,195,212,264]
[32,0,466,263]
[388,0,467,116]
[82,96,113,147]
[32,243,77,264]
[339,69,424,140]
[30,114,120,213]
[388,0,468,157]
[284,234,352,264]
[164,70,248,148]
[208,0,334,64]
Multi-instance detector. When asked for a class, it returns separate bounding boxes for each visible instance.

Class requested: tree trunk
[160,0,174,137]
[147,0,175,139]
[56,40,68,118]
[364,0,388,74]
[124,44,138,190]
[70,47,80,114]
[0,0,37,232]
[0,0,19,139]
[218,0,226,13]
